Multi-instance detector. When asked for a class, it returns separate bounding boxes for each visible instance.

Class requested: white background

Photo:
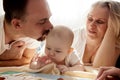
[48,0,99,29]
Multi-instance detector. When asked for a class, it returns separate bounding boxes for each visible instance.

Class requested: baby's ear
[68,48,74,54]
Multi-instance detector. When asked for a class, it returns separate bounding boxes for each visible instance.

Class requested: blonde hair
[92,0,120,46]
[47,25,74,47]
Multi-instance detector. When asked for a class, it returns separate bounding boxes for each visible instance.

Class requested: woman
[72,0,120,68]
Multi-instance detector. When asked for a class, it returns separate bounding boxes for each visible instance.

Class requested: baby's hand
[57,65,69,74]
[30,55,52,69]
[38,56,52,66]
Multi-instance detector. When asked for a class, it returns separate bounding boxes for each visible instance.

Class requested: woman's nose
[90,21,96,29]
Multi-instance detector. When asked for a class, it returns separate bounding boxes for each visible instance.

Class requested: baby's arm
[67,50,85,71]
[68,61,85,71]
[57,61,85,74]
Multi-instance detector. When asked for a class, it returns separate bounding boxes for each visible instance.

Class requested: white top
[0,15,8,55]
[65,50,80,66]
[9,37,41,49]
[72,28,86,64]
[0,15,40,55]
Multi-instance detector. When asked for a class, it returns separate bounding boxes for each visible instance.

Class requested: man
[0,0,53,66]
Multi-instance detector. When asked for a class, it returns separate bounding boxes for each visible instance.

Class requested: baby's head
[47,25,74,47]
[45,25,74,64]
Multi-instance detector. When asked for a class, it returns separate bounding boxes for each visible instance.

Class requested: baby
[30,25,84,73]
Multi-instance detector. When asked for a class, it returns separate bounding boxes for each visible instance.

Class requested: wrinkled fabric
[9,37,41,49]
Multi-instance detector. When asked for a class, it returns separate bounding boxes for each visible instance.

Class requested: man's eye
[39,19,47,24]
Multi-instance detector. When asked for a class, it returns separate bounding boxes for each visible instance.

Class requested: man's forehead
[27,0,46,9]
[25,0,51,19]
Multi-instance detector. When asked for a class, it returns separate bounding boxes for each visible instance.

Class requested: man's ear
[11,19,22,29]
[68,48,74,54]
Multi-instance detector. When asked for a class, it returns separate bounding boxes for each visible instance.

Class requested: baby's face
[45,37,70,64]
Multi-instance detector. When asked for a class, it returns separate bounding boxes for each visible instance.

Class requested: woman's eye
[88,17,93,22]
[96,20,105,24]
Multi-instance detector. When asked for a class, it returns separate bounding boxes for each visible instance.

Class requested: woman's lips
[88,29,96,34]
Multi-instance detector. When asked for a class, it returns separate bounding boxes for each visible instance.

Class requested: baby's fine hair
[47,25,74,47]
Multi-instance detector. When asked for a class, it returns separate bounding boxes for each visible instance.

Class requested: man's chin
[38,30,50,41]
[37,36,46,41]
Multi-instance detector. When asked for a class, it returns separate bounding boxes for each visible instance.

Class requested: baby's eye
[47,47,51,50]
[55,50,61,53]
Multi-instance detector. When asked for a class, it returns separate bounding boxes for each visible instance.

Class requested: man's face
[20,0,53,41]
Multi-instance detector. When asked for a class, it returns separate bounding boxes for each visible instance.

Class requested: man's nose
[46,20,53,30]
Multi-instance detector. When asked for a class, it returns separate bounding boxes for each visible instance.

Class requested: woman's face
[86,6,109,40]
